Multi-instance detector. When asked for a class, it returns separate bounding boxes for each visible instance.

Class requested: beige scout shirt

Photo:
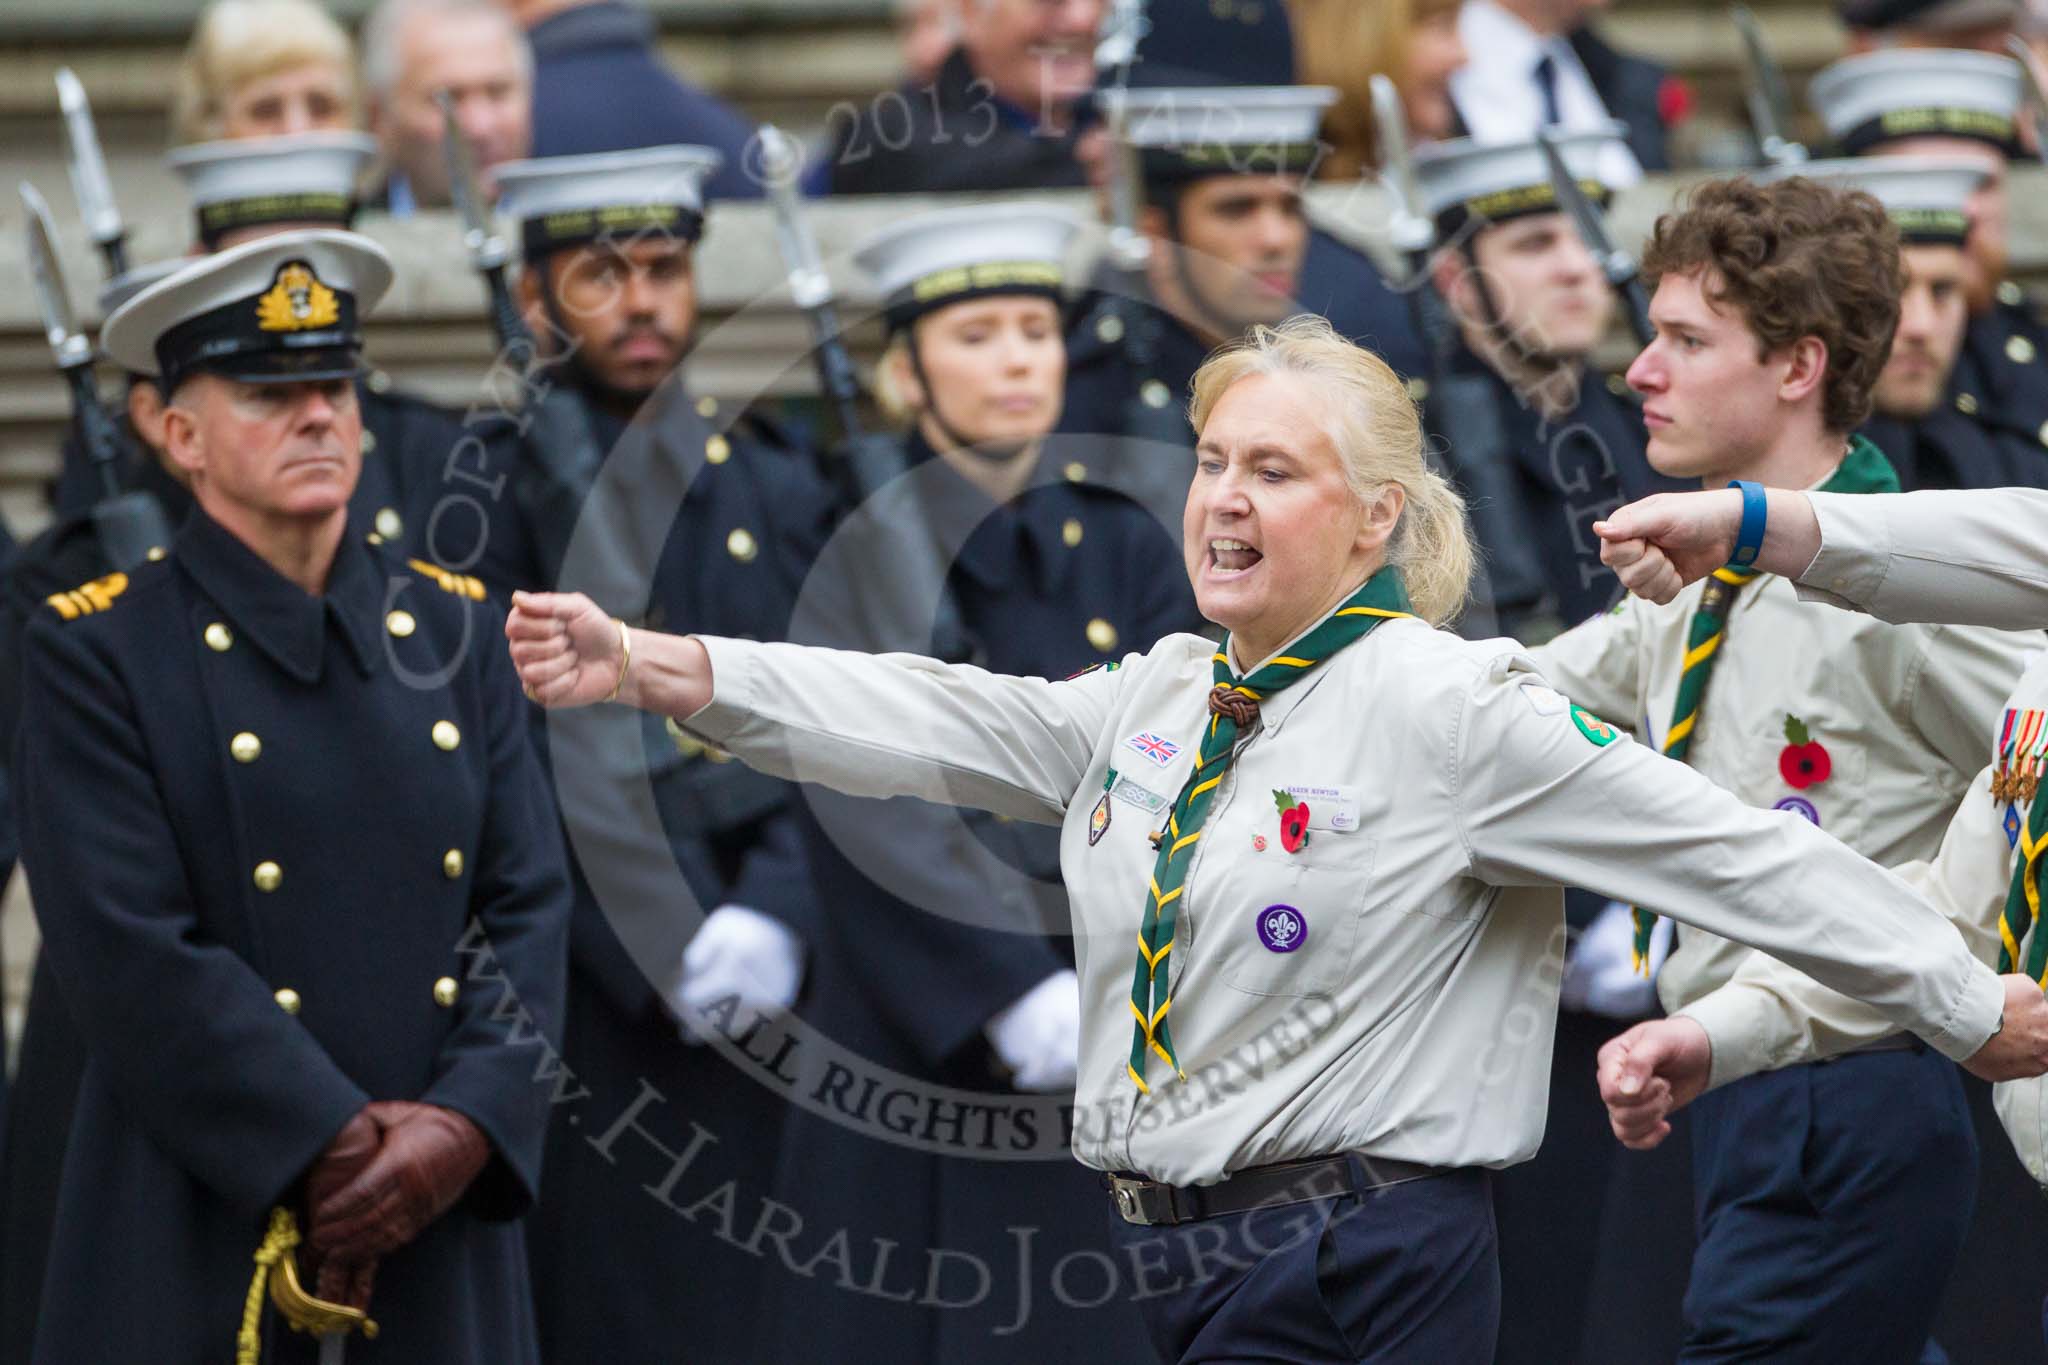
[1529,571,2034,1018]
[1678,642,2048,1186]
[676,614,2004,1185]
[1796,488,2048,628]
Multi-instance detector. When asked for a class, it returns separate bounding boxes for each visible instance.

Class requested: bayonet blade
[1731,7,1807,166]
[1369,74,1433,256]
[1537,128,1653,343]
[20,183,91,369]
[436,90,508,270]
[55,68,125,250]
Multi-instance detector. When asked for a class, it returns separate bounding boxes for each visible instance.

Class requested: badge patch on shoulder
[45,571,129,621]
[1570,705,1620,747]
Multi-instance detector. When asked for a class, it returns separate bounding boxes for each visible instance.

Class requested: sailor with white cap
[1773,155,2037,490]
[754,200,1194,1363]
[1060,0,1374,500]
[11,226,572,1364]
[1810,48,2048,478]
[490,145,837,1365]
[1413,127,1681,638]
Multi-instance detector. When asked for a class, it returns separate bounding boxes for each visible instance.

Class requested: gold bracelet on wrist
[604,618,633,704]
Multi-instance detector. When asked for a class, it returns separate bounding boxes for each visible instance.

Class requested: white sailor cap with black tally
[1095,85,1337,184]
[101,228,393,392]
[96,258,186,326]
[1809,49,2023,154]
[853,203,1080,334]
[494,146,723,260]
[167,132,376,250]
[1757,155,1989,245]
[1413,126,1627,241]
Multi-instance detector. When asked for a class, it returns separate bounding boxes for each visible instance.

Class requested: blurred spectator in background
[1450,0,1681,184]
[171,0,359,144]
[1839,0,2021,53]
[363,0,533,212]
[895,0,959,87]
[1292,0,1468,179]
[814,0,1103,195]
[498,0,762,201]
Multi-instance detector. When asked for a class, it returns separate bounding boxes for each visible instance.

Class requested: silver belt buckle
[1111,1176,1156,1226]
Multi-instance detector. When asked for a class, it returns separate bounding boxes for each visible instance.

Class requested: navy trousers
[1105,1163,1498,1363]
[1683,1046,1977,1364]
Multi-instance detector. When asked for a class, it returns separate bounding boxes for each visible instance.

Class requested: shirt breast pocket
[1742,720,1868,848]
[1219,836,1376,999]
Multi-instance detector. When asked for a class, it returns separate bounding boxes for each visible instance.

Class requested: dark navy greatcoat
[515,388,838,1365]
[1950,290,2048,485]
[13,507,571,1364]
[754,429,1202,1363]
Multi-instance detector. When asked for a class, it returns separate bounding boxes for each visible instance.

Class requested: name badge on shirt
[1281,784,1361,832]
[1107,769,1168,814]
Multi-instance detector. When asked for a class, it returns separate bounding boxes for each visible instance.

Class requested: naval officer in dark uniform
[753,202,1199,1362]
[485,146,836,1364]
[12,228,571,1363]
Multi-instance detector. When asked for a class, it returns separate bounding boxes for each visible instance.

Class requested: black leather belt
[1105,1152,1448,1227]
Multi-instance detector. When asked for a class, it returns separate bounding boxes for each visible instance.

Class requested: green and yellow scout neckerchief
[2001,790,2048,984]
[1630,436,1902,971]
[1127,569,1415,1093]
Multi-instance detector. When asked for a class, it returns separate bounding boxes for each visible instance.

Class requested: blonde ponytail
[1189,315,1474,626]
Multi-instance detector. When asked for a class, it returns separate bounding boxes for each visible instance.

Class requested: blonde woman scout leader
[506,315,2048,1364]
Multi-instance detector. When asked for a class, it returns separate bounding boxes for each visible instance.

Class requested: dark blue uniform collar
[906,427,1072,595]
[175,508,387,685]
[527,0,650,57]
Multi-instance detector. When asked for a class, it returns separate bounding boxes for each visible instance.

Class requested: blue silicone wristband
[1727,479,1767,568]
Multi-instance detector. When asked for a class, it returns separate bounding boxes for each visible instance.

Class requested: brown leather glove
[307,1101,490,1263]
[301,1110,381,1311]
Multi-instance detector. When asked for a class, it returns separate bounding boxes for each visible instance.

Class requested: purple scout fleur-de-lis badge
[1256,903,1307,953]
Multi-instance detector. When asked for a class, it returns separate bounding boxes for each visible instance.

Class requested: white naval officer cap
[100,228,393,392]
[1095,85,1338,183]
[1412,125,1628,240]
[1756,155,1989,246]
[853,203,1081,335]
[1808,49,2024,154]
[167,132,377,249]
[493,146,723,260]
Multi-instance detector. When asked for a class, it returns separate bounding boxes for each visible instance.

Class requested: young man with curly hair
[1526,175,2039,1362]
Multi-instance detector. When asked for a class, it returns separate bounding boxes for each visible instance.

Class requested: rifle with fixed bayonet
[21,182,171,569]
[438,91,620,590]
[1537,128,1653,347]
[754,123,973,663]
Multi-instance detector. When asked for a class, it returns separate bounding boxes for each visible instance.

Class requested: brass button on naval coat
[1062,518,1084,548]
[2038,419,2048,448]
[386,609,416,638]
[1096,313,1125,344]
[705,434,731,465]
[1140,380,1171,409]
[146,546,167,562]
[361,428,378,455]
[433,976,460,1007]
[204,622,233,652]
[1956,392,1980,416]
[230,732,262,764]
[1086,618,1118,652]
[432,720,461,751]
[2008,335,2037,365]
[1064,461,1088,483]
[1999,280,2025,308]
[443,848,465,879]
[726,528,758,563]
[253,861,282,892]
[696,395,719,419]
[375,507,403,540]
[274,988,302,1014]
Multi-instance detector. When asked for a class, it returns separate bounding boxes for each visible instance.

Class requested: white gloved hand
[1560,901,1671,1020]
[671,904,805,1044]
[984,969,1080,1093]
